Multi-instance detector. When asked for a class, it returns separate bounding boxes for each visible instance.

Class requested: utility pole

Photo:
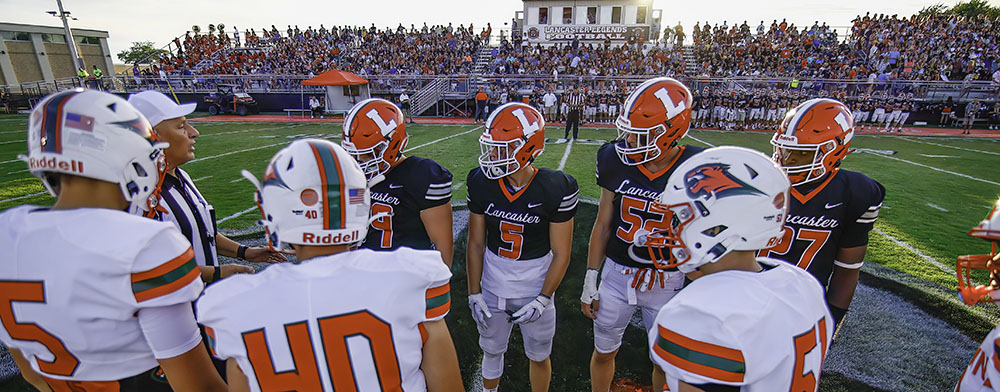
[53,0,82,69]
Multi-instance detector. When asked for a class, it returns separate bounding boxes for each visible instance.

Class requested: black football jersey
[467,167,579,260]
[596,142,706,269]
[361,156,452,251]
[758,169,885,287]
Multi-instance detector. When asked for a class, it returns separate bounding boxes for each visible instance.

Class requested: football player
[582,77,705,391]
[196,139,463,391]
[466,102,578,392]
[644,146,834,391]
[956,198,1000,391]
[762,98,885,332]
[0,89,226,391]
[341,98,454,265]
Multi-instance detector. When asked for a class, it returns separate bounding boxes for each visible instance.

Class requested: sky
[2,0,998,64]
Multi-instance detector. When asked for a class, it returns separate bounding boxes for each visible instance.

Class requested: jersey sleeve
[421,160,453,210]
[841,174,886,248]
[466,168,485,214]
[416,251,453,322]
[596,143,619,191]
[130,227,204,307]
[650,304,748,388]
[552,173,579,223]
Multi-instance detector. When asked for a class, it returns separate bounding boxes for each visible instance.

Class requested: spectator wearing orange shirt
[474,88,489,122]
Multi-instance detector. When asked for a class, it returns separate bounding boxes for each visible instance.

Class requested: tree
[116,41,167,65]
[951,0,1000,19]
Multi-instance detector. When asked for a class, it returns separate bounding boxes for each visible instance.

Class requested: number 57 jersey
[196,247,452,392]
[650,259,834,391]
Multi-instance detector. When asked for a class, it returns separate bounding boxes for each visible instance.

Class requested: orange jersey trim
[130,248,194,283]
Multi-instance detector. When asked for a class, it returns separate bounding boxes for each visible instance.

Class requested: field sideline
[1,114,999,391]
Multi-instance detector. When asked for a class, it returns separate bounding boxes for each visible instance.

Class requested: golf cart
[204,84,259,116]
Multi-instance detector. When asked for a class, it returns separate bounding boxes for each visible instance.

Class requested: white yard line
[199,124,306,137]
[0,158,21,165]
[452,181,465,192]
[6,169,27,175]
[873,228,952,274]
[192,176,213,182]
[217,206,259,224]
[926,203,948,212]
[903,138,1000,156]
[0,191,46,204]
[189,141,289,163]
[404,125,483,152]
[859,150,1000,186]
[686,134,716,147]
[557,139,574,170]
[230,177,248,183]
[0,139,26,145]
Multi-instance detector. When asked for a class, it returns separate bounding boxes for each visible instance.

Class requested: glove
[468,293,493,326]
[580,268,600,304]
[511,294,551,324]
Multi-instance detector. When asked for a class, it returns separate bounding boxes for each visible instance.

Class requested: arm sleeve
[596,144,618,191]
[840,175,886,248]
[130,228,204,307]
[650,304,747,388]
[552,173,579,223]
[422,161,453,210]
[466,169,484,214]
[137,302,202,359]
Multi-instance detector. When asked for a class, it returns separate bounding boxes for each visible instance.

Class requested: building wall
[44,43,75,78]
[6,41,43,83]
[79,43,108,76]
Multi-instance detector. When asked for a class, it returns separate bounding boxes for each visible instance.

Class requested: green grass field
[2,113,999,391]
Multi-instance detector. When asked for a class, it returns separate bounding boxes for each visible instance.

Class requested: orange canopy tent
[297,70,370,116]
[301,70,368,86]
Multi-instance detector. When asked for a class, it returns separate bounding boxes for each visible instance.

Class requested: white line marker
[218,206,258,224]
[0,159,21,165]
[452,181,465,191]
[859,150,1000,186]
[686,134,716,147]
[557,139,574,170]
[0,139,26,145]
[926,203,948,212]
[873,228,952,274]
[192,176,213,182]
[230,177,248,183]
[405,126,483,152]
[7,169,27,175]
[189,141,289,163]
[200,124,306,137]
[904,138,1000,156]
[918,154,958,158]
[0,191,46,204]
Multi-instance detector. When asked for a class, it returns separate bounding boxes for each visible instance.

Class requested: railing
[3,73,996,108]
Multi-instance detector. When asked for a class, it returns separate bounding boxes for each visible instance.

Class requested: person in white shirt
[400,91,414,123]
[543,88,558,122]
[309,96,322,119]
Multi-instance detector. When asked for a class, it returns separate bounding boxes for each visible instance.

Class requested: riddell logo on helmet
[28,157,84,173]
[301,231,359,244]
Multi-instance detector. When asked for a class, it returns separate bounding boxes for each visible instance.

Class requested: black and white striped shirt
[565,93,584,109]
[154,168,218,267]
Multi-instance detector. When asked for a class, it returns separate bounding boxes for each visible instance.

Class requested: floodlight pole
[55,0,83,69]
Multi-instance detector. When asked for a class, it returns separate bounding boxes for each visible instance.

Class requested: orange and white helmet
[771,98,854,186]
[21,89,167,216]
[342,98,409,183]
[615,77,693,165]
[957,198,1000,306]
[479,102,545,179]
[241,139,371,251]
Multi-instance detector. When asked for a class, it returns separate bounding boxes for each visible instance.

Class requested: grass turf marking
[903,138,1000,156]
[218,206,259,224]
[557,139,574,170]
[0,191,46,204]
[404,125,483,152]
[686,134,716,147]
[858,150,1000,186]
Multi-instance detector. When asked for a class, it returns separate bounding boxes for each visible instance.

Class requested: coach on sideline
[128,91,286,283]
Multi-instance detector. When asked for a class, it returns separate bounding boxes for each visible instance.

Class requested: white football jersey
[196,247,451,392]
[650,258,833,392]
[956,324,1000,392]
[0,205,203,381]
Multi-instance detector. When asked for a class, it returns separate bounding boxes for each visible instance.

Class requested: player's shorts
[749,108,763,120]
[593,258,684,354]
[608,105,619,117]
[599,103,608,113]
[585,106,597,117]
[856,111,870,122]
[872,109,886,123]
[698,108,710,119]
[737,109,747,122]
[765,109,779,122]
[887,110,902,123]
[478,288,556,362]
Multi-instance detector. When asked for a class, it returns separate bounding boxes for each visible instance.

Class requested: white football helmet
[643,146,790,273]
[242,139,372,251]
[20,88,166,216]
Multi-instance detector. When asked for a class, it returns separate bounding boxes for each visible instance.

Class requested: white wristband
[833,260,864,270]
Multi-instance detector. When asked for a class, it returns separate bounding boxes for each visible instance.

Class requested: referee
[564,87,583,140]
[128,91,287,283]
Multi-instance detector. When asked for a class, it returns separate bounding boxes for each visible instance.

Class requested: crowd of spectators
[688,12,1000,85]
[483,39,685,77]
[162,23,487,77]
